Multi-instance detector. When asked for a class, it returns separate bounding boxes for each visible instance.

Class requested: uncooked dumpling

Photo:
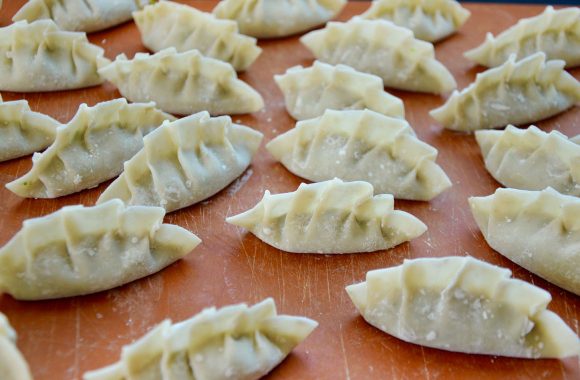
[274,61,404,120]
[267,109,451,201]
[470,187,580,295]
[347,256,580,358]
[6,99,174,198]
[97,111,263,213]
[0,313,32,380]
[301,18,456,94]
[0,199,201,300]
[359,0,470,42]
[430,52,580,131]
[213,0,346,38]
[476,125,580,196]
[226,178,427,254]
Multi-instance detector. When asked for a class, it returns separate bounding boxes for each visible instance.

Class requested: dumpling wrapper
[213,0,346,39]
[98,48,264,116]
[133,1,261,72]
[274,61,404,121]
[470,187,580,296]
[12,0,153,33]
[267,109,451,201]
[0,94,60,162]
[0,199,201,300]
[0,313,32,380]
[476,125,580,196]
[227,178,427,254]
[359,0,470,42]
[430,52,580,131]
[6,99,174,199]
[465,6,580,68]
[301,18,456,94]
[97,111,263,213]
[0,20,110,92]
[347,256,580,358]
[83,298,317,380]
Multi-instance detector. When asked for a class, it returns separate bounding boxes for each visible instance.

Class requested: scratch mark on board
[339,323,351,380]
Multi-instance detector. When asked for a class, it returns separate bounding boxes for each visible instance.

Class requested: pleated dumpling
[227,179,427,254]
[430,52,580,131]
[267,110,451,201]
[274,61,404,121]
[0,20,110,92]
[347,256,580,358]
[213,0,346,39]
[98,48,264,116]
[133,1,261,72]
[301,18,456,94]
[97,112,263,213]
[470,188,580,295]
[465,6,580,68]
[6,99,174,199]
[476,126,580,196]
[83,298,317,380]
[0,313,32,380]
[359,0,470,42]
[0,199,201,300]
[12,0,152,33]
[0,94,60,162]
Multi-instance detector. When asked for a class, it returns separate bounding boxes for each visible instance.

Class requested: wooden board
[0,1,578,379]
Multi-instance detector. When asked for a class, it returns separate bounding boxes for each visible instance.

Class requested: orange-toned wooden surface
[0,1,579,379]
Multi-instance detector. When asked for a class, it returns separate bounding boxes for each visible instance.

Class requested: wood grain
[0,1,578,379]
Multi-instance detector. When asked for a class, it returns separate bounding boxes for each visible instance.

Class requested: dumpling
[0,20,110,92]
[212,0,346,39]
[470,187,580,296]
[0,199,201,300]
[6,99,174,199]
[226,178,427,254]
[133,1,261,72]
[347,256,580,358]
[83,298,317,380]
[267,109,451,201]
[476,125,580,196]
[274,61,404,120]
[430,52,580,131]
[301,18,456,94]
[0,94,60,162]
[12,0,152,33]
[573,135,580,144]
[97,111,263,213]
[464,6,580,68]
[0,313,32,380]
[359,0,470,43]
[98,48,264,116]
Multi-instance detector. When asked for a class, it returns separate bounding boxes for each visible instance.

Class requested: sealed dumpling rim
[267,109,451,201]
[359,0,471,43]
[470,187,580,296]
[213,0,347,39]
[301,17,457,94]
[83,298,318,380]
[274,61,404,120]
[98,48,264,116]
[0,199,201,300]
[464,6,580,68]
[430,52,580,131]
[0,313,33,380]
[347,256,580,358]
[226,178,427,254]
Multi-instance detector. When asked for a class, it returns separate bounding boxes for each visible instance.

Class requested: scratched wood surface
[0,1,578,379]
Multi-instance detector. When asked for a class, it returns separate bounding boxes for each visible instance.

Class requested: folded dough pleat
[470,187,580,295]
[227,178,427,254]
[0,313,32,380]
[0,199,201,300]
[267,109,451,201]
[6,99,174,198]
[347,256,580,358]
[83,298,317,380]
